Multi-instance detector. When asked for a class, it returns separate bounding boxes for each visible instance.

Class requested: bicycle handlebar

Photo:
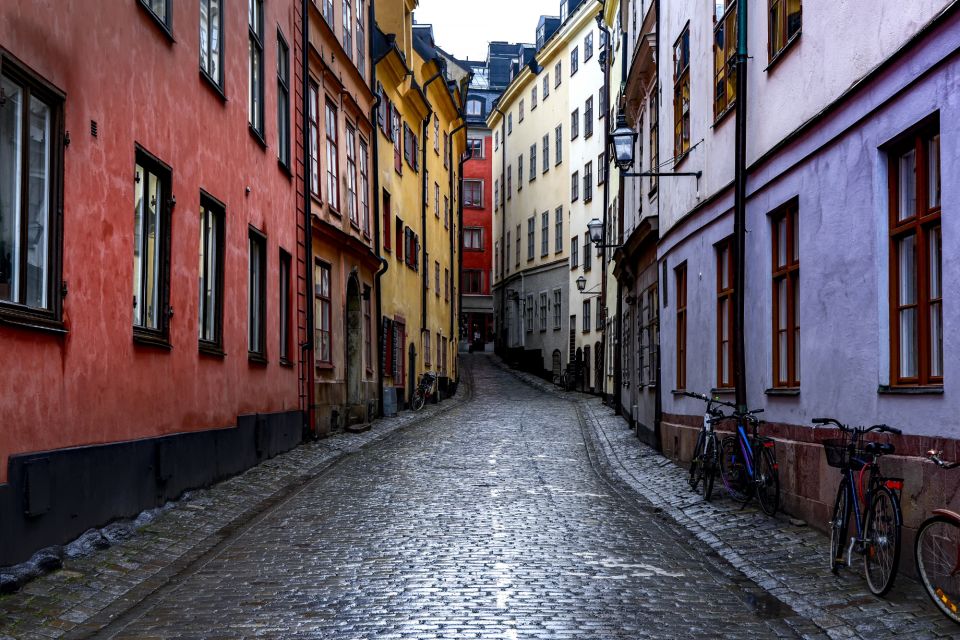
[812,418,902,436]
[680,391,737,409]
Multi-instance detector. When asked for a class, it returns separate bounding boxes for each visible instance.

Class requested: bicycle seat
[864,441,895,455]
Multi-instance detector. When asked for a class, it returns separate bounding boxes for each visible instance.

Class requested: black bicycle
[815,417,903,596]
[683,392,732,501]
[718,405,779,515]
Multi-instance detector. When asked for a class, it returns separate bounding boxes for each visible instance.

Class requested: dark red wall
[0,0,300,482]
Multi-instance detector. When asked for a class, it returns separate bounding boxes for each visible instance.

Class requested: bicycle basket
[822,438,853,469]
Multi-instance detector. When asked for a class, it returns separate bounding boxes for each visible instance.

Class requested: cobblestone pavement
[499,360,960,639]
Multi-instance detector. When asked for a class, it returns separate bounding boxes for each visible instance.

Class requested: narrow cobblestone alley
[75,355,816,639]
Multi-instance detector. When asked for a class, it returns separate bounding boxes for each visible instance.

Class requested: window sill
[133,330,172,350]
[674,150,691,169]
[198,341,225,358]
[200,70,227,102]
[315,362,334,371]
[278,159,292,179]
[878,385,944,396]
[0,309,67,336]
[765,32,802,73]
[138,2,175,43]
[248,125,267,150]
[248,352,269,366]
[712,103,735,128]
[765,387,799,396]
[671,389,687,395]
[310,192,322,206]
[710,387,735,396]
[280,358,294,368]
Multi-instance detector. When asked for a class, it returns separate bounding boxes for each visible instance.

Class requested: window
[716,238,734,388]
[596,298,603,330]
[342,0,353,62]
[200,0,223,87]
[676,262,687,389]
[466,99,483,116]
[403,123,419,171]
[526,216,536,261]
[599,87,606,121]
[443,133,449,168]
[280,250,292,363]
[541,212,549,257]
[404,227,418,269]
[518,155,523,191]
[308,82,321,197]
[585,97,594,138]
[769,0,802,61]
[507,165,512,198]
[132,150,172,340]
[889,125,942,386]
[597,154,605,185]
[356,0,366,79]
[359,139,370,234]
[395,217,403,259]
[583,300,591,331]
[555,208,563,253]
[583,161,593,202]
[434,182,440,218]
[444,268,449,301]
[772,200,800,387]
[0,60,64,325]
[464,227,483,250]
[363,284,372,371]
[571,46,579,75]
[198,194,225,351]
[463,269,483,294]
[553,289,562,329]
[248,0,265,137]
[508,113,513,135]
[326,101,340,210]
[505,231,510,270]
[140,0,172,31]
[494,179,499,211]
[468,136,484,158]
[322,0,335,26]
[714,1,738,119]
[392,109,402,174]
[515,224,521,267]
[248,228,267,359]
[382,190,392,250]
[529,144,537,181]
[433,115,440,153]
[519,99,524,122]
[532,87,538,110]
[571,237,579,268]
[555,125,563,165]
[649,87,659,194]
[543,75,550,99]
[583,233,592,271]
[346,124,359,224]
[543,134,549,173]
[434,261,440,296]
[674,25,691,159]
[571,171,580,201]
[443,195,449,229]
[315,260,331,364]
[424,330,431,366]
[571,109,579,139]
[539,292,548,331]
[526,294,534,332]
[277,32,291,168]
[394,320,406,384]
[584,31,594,60]
[555,61,562,87]
[464,180,483,207]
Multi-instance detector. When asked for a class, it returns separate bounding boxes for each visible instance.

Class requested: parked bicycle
[718,404,779,515]
[683,392,733,501]
[411,370,438,411]
[915,450,960,623]
[815,417,903,596]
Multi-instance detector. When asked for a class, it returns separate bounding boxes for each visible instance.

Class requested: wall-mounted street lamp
[587,217,621,250]
[610,112,702,187]
[576,274,600,296]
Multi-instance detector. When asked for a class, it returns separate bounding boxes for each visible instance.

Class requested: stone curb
[0,376,472,640]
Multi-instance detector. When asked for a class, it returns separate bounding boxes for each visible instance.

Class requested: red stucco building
[461,129,493,349]
[0,0,304,566]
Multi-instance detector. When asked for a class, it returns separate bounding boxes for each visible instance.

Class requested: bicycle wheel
[863,485,902,596]
[916,515,960,624]
[719,436,750,502]
[702,434,717,501]
[829,480,850,574]
[689,430,706,491]
[755,446,780,516]
[411,389,425,411]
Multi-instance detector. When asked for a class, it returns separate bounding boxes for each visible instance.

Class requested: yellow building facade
[373,0,466,409]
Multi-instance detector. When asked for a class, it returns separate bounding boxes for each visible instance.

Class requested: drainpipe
[300,0,316,438]
[369,0,388,417]
[421,65,445,342]
[449,117,470,359]
[732,0,749,412]
[492,104,507,354]
[597,12,612,405]
[653,0,663,451]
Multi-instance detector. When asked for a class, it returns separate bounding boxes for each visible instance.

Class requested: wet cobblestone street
[87,355,815,639]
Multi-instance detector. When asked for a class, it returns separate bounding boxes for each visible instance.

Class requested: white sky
[413,0,560,61]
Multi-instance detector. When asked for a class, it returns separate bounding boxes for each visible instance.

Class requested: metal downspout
[369,0,388,418]
[733,0,749,412]
[300,0,316,438]
[492,105,507,354]
[597,12,612,405]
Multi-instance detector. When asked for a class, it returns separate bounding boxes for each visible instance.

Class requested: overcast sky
[413,0,560,61]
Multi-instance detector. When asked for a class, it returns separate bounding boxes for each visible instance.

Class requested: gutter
[596,11,613,408]
[369,0,388,417]
[491,104,507,354]
[449,117,470,362]
[300,0,316,438]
